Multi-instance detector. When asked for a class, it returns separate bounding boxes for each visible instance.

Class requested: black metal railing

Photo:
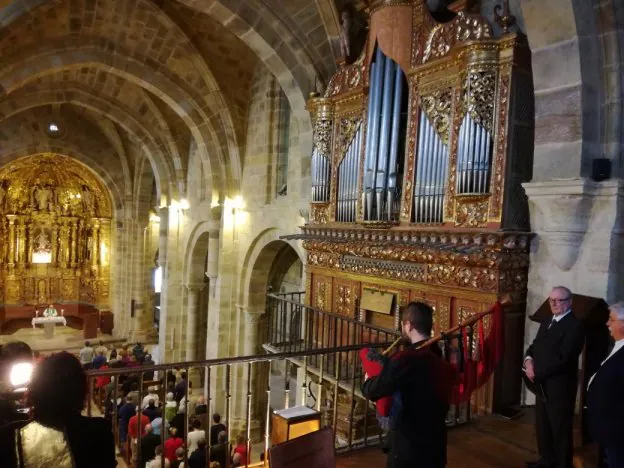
[84,343,390,468]
[265,292,399,356]
[264,293,475,430]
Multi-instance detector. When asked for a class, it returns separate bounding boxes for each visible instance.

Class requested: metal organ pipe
[336,126,361,222]
[374,58,395,220]
[364,49,385,220]
[362,60,377,212]
[387,65,404,220]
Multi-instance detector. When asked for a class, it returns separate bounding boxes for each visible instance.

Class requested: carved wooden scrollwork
[420,89,453,144]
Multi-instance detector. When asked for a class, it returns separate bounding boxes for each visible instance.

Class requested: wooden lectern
[529,294,611,444]
[83,312,99,339]
[271,406,321,446]
[100,310,114,335]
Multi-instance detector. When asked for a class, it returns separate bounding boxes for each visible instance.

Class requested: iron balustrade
[86,343,393,468]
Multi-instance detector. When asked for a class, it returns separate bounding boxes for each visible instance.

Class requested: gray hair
[551,286,572,298]
[218,430,227,443]
[609,302,624,320]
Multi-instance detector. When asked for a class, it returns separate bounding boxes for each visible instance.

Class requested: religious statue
[43,304,58,317]
[34,229,51,254]
[81,185,95,214]
[35,186,53,211]
[339,7,353,62]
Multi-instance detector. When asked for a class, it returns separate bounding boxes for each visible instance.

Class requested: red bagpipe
[360,296,509,417]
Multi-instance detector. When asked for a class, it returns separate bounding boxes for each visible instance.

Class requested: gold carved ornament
[310,204,330,224]
[324,54,367,97]
[461,70,497,133]
[489,71,512,220]
[420,89,453,145]
[455,195,490,228]
[402,77,420,220]
[423,11,493,63]
[337,117,362,164]
[0,154,111,307]
[313,119,333,157]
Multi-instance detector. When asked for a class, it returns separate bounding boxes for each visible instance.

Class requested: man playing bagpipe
[361,302,457,468]
[361,299,505,468]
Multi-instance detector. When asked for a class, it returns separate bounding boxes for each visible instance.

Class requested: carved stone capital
[523,178,624,271]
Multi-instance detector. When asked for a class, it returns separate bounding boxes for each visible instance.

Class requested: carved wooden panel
[332,278,358,318]
[311,274,332,312]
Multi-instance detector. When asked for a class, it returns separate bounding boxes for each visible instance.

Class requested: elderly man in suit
[524,286,585,468]
[587,302,624,468]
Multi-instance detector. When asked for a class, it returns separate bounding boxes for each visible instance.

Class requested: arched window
[153,266,163,293]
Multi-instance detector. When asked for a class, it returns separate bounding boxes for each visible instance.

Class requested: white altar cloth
[31,316,67,328]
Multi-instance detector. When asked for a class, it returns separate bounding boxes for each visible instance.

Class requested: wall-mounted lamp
[180,198,190,210]
[149,211,161,223]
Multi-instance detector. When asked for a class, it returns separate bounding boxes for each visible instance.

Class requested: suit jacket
[525,312,585,400]
[361,342,456,468]
[587,345,624,447]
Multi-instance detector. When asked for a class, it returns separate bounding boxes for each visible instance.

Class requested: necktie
[548,318,556,330]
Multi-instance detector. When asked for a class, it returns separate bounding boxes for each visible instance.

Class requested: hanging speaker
[592,158,611,182]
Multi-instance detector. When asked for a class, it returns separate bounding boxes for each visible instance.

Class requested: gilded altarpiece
[0,154,112,330]
[300,0,534,413]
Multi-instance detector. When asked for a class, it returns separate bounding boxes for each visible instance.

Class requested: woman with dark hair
[2,351,117,467]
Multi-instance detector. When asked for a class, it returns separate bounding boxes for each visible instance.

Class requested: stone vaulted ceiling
[0,0,340,214]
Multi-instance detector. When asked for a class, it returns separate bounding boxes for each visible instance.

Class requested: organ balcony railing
[307,2,533,231]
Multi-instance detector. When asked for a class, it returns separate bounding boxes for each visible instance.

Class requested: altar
[32,316,67,339]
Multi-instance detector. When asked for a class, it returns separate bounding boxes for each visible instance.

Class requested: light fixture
[179,198,190,210]
[10,362,33,389]
[149,212,161,223]
[48,123,59,133]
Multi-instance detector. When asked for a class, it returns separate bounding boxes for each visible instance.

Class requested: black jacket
[587,344,624,447]
[361,343,455,468]
[525,312,585,400]
[140,433,161,468]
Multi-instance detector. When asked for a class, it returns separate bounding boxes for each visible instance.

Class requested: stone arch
[0,86,174,203]
[239,228,305,313]
[0,43,233,197]
[176,0,316,188]
[184,222,217,285]
[0,0,244,193]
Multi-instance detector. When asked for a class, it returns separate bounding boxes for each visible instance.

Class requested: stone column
[206,230,220,297]
[185,283,205,361]
[231,306,265,438]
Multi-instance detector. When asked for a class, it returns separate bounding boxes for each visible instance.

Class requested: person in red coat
[163,427,184,463]
[128,406,150,463]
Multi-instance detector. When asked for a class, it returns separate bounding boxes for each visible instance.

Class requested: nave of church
[0,0,623,467]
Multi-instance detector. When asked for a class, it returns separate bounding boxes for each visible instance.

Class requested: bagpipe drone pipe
[359,296,509,426]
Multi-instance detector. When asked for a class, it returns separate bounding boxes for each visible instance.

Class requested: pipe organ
[301,0,534,413]
[0,154,111,331]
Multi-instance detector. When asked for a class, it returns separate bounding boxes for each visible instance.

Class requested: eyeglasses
[549,297,571,304]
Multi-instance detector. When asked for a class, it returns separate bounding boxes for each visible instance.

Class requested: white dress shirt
[588,338,624,388]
